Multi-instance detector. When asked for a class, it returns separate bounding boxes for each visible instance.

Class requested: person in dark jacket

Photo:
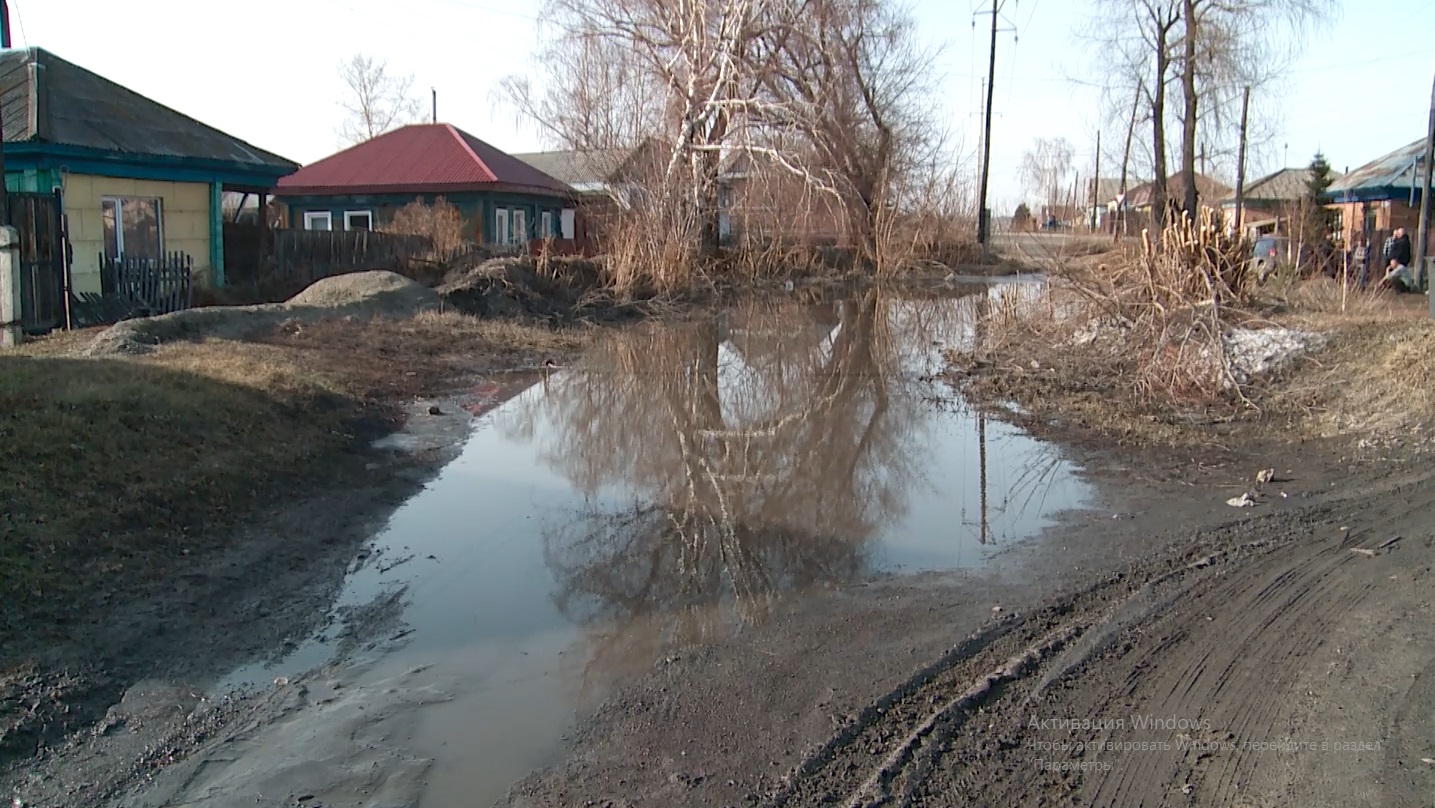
[1380,227,1417,292]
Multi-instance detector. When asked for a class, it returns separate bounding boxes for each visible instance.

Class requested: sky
[11,0,1435,212]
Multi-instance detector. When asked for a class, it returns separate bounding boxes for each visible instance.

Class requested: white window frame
[101,195,165,258]
[540,210,552,238]
[343,210,373,231]
[495,208,510,245]
[512,209,527,243]
[303,211,333,231]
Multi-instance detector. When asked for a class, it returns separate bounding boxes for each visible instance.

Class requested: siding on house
[63,174,212,294]
[282,191,566,246]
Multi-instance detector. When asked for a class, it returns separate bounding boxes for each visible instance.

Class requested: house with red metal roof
[274,124,575,247]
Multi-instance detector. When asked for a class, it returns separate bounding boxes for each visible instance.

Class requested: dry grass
[1268,318,1435,439]
[0,353,363,615]
[950,221,1435,449]
[1,311,588,619]
[961,211,1253,413]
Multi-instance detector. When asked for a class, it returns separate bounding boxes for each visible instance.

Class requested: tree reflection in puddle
[495,287,1077,692]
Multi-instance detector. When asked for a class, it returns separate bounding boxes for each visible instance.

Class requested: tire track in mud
[759,475,1435,808]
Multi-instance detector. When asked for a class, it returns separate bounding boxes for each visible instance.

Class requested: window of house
[513,209,527,243]
[101,197,163,260]
[344,210,373,231]
[304,211,333,231]
[495,208,510,245]
[540,210,553,238]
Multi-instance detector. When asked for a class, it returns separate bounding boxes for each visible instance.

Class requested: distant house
[1084,177,1127,231]
[0,47,298,303]
[1324,138,1429,251]
[1216,167,1320,238]
[512,140,663,243]
[275,124,575,248]
[1125,173,1232,214]
[718,150,851,247]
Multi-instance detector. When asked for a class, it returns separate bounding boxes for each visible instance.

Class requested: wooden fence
[224,224,469,297]
[70,253,194,326]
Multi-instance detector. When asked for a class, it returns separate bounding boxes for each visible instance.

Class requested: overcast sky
[13,0,1435,211]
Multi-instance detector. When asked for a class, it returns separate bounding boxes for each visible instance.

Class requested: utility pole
[1418,69,1433,314]
[1091,131,1101,231]
[1234,86,1251,240]
[974,0,1010,254]
[431,88,437,124]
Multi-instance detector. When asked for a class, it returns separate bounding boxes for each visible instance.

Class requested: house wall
[62,174,212,294]
[281,191,568,245]
[722,174,850,247]
[1327,198,1423,249]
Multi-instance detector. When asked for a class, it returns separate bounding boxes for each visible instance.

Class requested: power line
[10,0,24,46]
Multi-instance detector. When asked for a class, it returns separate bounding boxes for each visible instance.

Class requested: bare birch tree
[337,53,422,145]
[501,0,949,281]
[1019,137,1075,212]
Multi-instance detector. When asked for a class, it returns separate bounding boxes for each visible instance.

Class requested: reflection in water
[206,287,1096,808]
[499,289,1051,691]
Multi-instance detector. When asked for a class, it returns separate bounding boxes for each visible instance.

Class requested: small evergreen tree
[1298,152,1338,274]
[1305,152,1334,201]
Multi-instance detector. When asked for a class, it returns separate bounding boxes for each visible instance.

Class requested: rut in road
[761,473,1435,808]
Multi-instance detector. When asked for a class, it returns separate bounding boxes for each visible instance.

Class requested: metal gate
[6,191,70,334]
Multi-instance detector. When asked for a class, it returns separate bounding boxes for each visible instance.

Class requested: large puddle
[222,285,1094,806]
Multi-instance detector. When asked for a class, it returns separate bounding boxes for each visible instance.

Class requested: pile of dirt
[438,257,644,324]
[286,270,440,313]
[82,271,441,357]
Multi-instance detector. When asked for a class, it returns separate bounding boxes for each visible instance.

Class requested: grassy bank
[944,217,1435,450]
[1,312,584,624]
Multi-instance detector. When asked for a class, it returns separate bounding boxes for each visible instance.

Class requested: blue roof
[1325,138,1429,203]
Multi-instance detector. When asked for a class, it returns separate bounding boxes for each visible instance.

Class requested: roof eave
[6,141,299,186]
[274,181,575,198]
[1323,185,1423,203]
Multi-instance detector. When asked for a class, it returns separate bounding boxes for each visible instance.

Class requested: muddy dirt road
[509,453,1435,808]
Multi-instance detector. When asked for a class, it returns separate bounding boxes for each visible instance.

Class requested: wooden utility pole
[1091,131,1102,231]
[975,0,1003,252]
[1233,86,1251,240]
[1417,70,1433,312]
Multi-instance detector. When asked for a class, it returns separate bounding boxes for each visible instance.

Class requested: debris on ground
[1226,492,1257,508]
[1255,468,1276,485]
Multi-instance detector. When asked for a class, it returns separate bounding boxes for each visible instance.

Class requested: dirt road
[509,450,1435,808]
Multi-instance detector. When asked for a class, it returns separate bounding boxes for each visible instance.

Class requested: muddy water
[221,286,1093,807]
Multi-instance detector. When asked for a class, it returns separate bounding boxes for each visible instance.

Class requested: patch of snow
[1224,327,1327,382]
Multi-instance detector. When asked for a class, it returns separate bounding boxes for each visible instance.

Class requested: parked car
[1251,235,1298,283]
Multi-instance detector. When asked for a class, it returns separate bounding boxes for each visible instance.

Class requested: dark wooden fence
[223,224,472,299]
[7,191,68,334]
[69,253,194,326]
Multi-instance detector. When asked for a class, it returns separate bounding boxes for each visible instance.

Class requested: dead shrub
[959,209,1258,409]
[382,196,467,257]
